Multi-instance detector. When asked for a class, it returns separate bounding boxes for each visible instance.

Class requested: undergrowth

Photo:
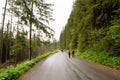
[75,49,120,70]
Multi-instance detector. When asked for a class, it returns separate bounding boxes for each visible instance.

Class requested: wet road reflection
[27,52,120,80]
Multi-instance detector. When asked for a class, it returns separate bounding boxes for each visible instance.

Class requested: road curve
[18,52,120,80]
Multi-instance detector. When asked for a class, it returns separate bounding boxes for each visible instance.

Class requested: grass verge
[75,49,120,71]
[0,50,58,80]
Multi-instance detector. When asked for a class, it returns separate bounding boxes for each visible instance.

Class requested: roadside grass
[0,50,58,80]
[75,49,120,71]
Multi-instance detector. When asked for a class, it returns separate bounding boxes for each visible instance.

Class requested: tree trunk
[6,21,10,61]
[0,0,8,63]
[29,1,33,60]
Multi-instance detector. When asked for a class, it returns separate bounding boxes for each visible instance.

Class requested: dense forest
[60,0,120,67]
[0,0,57,67]
[0,0,120,79]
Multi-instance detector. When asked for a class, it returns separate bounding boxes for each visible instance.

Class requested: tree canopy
[60,0,120,56]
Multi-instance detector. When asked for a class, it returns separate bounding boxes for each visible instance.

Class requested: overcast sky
[46,0,74,40]
[0,0,74,40]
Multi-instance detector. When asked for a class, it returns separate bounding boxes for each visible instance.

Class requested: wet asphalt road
[20,52,120,80]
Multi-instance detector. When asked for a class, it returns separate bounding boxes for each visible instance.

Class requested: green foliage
[8,0,54,36]
[107,25,120,55]
[109,25,120,42]
[0,50,58,80]
[10,31,27,55]
[60,0,120,55]
[32,34,42,49]
[76,49,120,70]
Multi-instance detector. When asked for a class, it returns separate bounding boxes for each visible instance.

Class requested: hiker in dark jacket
[68,50,71,58]
[72,50,75,58]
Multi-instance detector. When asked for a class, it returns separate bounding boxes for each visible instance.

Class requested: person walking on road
[72,50,75,58]
[68,50,71,58]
